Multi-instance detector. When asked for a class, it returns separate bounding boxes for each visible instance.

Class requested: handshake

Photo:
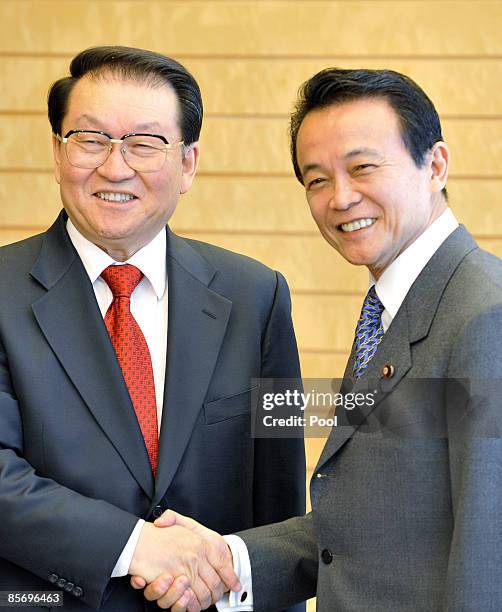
[129,510,242,611]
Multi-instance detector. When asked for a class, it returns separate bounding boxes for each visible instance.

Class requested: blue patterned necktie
[353,286,385,378]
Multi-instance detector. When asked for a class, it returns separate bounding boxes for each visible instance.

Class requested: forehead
[63,74,180,134]
[296,98,406,161]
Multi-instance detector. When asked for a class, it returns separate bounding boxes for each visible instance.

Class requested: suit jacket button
[153,505,164,519]
[72,586,83,598]
[48,573,59,584]
[64,582,74,592]
[56,578,67,588]
[321,549,333,564]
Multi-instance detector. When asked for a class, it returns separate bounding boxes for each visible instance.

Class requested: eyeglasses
[55,130,184,173]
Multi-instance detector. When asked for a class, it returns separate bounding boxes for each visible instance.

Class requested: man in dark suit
[0,46,305,612]
[145,68,502,611]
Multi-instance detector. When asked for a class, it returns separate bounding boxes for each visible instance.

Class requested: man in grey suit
[142,68,502,611]
[0,46,306,612]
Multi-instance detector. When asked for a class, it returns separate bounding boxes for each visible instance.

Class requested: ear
[52,134,62,185]
[428,141,449,194]
[180,142,200,194]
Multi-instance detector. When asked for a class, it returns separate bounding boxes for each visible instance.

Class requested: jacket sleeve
[238,514,318,612]
[254,271,306,524]
[0,336,139,610]
[443,304,502,609]
[252,271,309,612]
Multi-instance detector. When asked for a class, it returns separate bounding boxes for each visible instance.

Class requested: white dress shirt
[66,219,169,577]
[374,207,458,331]
[221,207,459,611]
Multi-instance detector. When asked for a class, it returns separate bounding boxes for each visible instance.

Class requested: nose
[328,176,361,210]
[96,142,136,181]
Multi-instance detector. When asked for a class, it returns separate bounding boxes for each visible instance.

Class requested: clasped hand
[129,510,240,611]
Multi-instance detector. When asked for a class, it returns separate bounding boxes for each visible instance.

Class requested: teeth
[96,192,135,202]
[341,218,375,233]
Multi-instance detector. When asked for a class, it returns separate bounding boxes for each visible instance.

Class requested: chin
[338,249,372,267]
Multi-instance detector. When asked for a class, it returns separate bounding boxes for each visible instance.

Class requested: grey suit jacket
[0,212,305,611]
[240,226,502,611]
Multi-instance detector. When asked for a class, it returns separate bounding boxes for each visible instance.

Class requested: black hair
[48,45,202,144]
[290,68,446,196]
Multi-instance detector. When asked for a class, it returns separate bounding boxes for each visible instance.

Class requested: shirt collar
[66,219,167,299]
[372,207,459,324]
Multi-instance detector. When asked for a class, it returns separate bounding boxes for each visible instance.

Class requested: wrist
[129,521,154,576]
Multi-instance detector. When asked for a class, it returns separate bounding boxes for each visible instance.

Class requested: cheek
[54,161,61,185]
[146,165,179,192]
[59,165,90,190]
[143,178,170,205]
[58,172,97,216]
[307,193,326,219]
[141,177,180,219]
[382,210,418,252]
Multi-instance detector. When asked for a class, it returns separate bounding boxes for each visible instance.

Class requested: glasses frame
[54,129,184,172]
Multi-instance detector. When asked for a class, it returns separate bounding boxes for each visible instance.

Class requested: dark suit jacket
[240,226,502,611]
[0,212,306,611]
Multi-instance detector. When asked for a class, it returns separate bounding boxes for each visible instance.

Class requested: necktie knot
[360,285,385,324]
[101,264,143,299]
[353,286,385,378]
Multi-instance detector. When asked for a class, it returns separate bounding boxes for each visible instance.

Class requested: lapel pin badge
[381,363,395,379]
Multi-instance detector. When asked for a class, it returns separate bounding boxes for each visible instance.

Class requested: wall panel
[1,2,501,56]
[0,228,37,245]
[1,174,501,237]
[3,56,502,117]
[2,115,502,176]
[300,352,350,379]
[177,232,370,294]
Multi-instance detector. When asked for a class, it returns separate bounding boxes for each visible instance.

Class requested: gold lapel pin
[381,363,395,379]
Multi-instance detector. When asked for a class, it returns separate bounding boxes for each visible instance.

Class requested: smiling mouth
[94,192,137,202]
[339,218,376,233]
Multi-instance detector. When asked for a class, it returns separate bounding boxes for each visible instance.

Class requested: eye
[72,136,106,151]
[76,136,101,144]
[352,163,376,173]
[127,138,165,156]
[134,142,158,149]
[306,177,327,190]
[130,143,157,153]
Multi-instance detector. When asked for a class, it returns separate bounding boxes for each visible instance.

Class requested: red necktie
[101,264,158,475]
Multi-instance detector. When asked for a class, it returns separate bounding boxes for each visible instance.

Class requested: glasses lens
[66,132,110,169]
[123,135,168,172]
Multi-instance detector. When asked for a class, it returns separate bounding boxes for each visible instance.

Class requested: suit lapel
[316,226,478,473]
[316,306,412,471]
[153,231,232,503]
[30,213,154,498]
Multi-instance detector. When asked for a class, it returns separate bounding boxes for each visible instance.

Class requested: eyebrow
[133,121,164,132]
[344,147,381,159]
[301,162,324,176]
[71,114,164,133]
[301,147,382,177]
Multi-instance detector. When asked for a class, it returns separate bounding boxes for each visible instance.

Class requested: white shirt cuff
[111,519,145,578]
[216,534,253,611]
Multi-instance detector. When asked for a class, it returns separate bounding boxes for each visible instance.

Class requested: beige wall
[1,6,501,602]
